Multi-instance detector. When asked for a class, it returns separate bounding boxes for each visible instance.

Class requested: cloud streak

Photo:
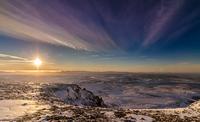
[0,0,118,52]
[0,0,198,54]
[0,53,28,61]
[143,0,185,46]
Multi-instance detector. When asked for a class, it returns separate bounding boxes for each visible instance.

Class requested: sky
[0,0,200,73]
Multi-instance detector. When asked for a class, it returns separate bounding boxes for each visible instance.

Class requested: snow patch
[0,100,48,121]
[125,114,154,122]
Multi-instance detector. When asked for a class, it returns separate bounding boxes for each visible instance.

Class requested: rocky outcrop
[42,84,106,107]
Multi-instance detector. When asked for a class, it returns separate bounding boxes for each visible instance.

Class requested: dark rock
[114,111,126,118]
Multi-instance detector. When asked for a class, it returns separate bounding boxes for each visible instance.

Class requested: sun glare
[34,58,42,69]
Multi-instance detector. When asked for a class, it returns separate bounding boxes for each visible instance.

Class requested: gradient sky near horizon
[0,0,200,72]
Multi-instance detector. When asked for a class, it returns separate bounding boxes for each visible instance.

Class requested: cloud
[0,0,118,52]
[0,53,55,66]
[143,0,185,46]
[0,53,28,61]
[0,0,196,54]
[0,53,34,65]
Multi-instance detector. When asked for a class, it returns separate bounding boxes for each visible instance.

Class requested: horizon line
[0,70,200,74]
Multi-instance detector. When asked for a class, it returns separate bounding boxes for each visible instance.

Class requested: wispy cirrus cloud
[0,0,198,54]
[0,53,28,61]
[0,53,55,65]
[0,53,32,65]
[0,0,118,52]
[143,0,185,46]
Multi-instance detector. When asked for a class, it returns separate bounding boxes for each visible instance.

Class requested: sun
[33,58,42,69]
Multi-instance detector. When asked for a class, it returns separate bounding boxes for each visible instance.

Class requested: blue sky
[0,0,200,72]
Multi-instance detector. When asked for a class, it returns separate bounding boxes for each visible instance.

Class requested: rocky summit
[41,84,106,107]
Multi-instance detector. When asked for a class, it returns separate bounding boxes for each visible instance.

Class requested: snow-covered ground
[0,72,199,121]
[0,100,48,121]
[78,73,200,108]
